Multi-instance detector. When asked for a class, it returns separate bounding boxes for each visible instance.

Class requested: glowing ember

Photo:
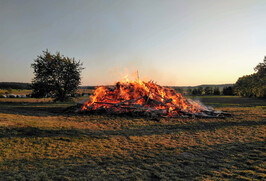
[80,78,227,118]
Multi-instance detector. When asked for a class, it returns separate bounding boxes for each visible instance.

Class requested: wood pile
[80,80,230,118]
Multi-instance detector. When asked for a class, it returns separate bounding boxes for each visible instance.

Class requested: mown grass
[0,97,265,180]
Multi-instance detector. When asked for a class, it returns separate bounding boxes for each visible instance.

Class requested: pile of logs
[80,81,230,118]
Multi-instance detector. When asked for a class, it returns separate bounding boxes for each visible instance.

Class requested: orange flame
[81,77,205,117]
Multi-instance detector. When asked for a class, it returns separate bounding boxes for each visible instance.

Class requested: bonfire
[80,77,229,118]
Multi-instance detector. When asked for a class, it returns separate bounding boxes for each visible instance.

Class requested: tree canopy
[213,87,220,95]
[234,57,266,98]
[223,86,234,95]
[31,50,84,101]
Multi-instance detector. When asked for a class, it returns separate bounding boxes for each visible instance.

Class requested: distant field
[0,89,32,95]
[0,97,88,103]
[189,96,266,107]
[0,96,265,180]
[76,88,94,94]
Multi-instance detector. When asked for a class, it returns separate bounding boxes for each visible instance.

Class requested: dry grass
[0,88,93,96]
[0,96,265,180]
[0,89,32,95]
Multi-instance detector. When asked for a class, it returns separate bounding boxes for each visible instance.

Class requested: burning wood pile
[80,79,229,118]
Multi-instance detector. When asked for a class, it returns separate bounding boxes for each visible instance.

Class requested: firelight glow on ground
[0,0,265,86]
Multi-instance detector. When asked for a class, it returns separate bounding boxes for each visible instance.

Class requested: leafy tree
[234,57,265,98]
[31,50,84,101]
[175,87,184,94]
[222,86,233,95]
[213,87,220,95]
[197,87,204,95]
[192,88,198,95]
[234,75,254,97]
[186,88,193,95]
[254,56,266,74]
[204,87,213,95]
[253,57,266,97]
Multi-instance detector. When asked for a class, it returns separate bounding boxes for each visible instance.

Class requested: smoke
[187,98,214,111]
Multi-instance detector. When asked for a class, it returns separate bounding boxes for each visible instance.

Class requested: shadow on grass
[0,140,265,180]
[0,102,73,117]
[1,119,265,139]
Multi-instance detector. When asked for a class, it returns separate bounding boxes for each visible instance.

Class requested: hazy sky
[0,0,265,86]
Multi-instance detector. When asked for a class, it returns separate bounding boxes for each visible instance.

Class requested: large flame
[81,78,208,117]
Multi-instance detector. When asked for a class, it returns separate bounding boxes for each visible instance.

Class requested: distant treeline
[0,82,235,96]
[174,86,234,96]
[234,57,265,98]
[0,82,31,89]
[78,86,95,90]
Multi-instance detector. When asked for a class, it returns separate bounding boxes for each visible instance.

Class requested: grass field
[0,96,265,180]
[0,89,32,95]
[0,89,94,96]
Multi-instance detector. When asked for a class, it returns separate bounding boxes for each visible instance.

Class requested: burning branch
[80,79,230,118]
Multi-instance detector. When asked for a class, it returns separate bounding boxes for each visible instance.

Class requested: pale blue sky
[0,0,265,86]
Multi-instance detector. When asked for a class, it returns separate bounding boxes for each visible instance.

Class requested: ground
[0,96,265,180]
[0,88,94,96]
